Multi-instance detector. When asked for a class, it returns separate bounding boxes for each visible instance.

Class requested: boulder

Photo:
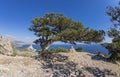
[70,46,76,52]
[26,44,36,52]
[0,35,13,55]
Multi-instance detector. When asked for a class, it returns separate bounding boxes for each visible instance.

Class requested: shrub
[38,48,69,54]
[38,50,42,54]
[105,2,120,62]
[105,39,120,62]
[48,49,56,54]
[18,54,29,57]
[76,47,83,52]
[56,48,69,53]
[11,52,17,56]
[11,52,29,57]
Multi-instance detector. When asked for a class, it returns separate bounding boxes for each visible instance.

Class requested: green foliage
[76,47,83,52]
[56,48,69,53]
[29,13,105,52]
[18,48,34,52]
[38,50,42,54]
[47,48,69,54]
[11,52,29,57]
[11,52,17,56]
[38,48,69,54]
[47,49,56,54]
[108,28,119,38]
[105,2,120,61]
[105,37,120,61]
[103,54,110,59]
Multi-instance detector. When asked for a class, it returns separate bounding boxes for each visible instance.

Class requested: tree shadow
[84,66,117,77]
[34,53,85,77]
[87,52,114,63]
[91,55,108,61]
[87,53,117,65]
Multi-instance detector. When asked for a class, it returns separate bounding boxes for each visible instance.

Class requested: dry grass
[0,55,35,65]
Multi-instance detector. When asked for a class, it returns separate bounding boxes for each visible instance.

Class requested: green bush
[38,50,42,54]
[76,47,83,52]
[47,49,56,54]
[18,54,29,57]
[56,48,69,53]
[105,37,120,62]
[38,48,69,54]
[11,52,17,56]
[11,52,29,57]
[105,2,120,62]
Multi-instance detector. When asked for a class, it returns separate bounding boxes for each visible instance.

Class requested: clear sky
[0,0,118,43]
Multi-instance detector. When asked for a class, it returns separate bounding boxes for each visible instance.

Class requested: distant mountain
[14,40,26,47]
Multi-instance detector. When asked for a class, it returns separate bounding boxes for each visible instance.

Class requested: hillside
[0,52,119,77]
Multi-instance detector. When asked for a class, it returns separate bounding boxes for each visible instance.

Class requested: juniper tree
[105,2,120,61]
[29,13,104,52]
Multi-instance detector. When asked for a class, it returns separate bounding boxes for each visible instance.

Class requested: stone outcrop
[70,46,76,52]
[0,35,13,55]
[26,44,36,52]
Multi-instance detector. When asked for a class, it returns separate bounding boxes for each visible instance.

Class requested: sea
[17,43,109,55]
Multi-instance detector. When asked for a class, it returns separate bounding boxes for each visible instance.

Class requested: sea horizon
[17,43,109,55]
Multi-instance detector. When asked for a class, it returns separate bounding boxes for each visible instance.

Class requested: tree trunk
[42,44,50,52]
[44,44,50,51]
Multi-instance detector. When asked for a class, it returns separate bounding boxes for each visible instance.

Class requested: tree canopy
[105,2,120,61]
[29,13,105,52]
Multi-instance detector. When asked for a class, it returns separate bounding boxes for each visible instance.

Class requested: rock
[26,44,36,52]
[0,54,44,77]
[0,35,13,55]
[52,71,61,77]
[0,51,119,77]
[55,54,68,62]
[53,64,64,70]
[75,69,84,77]
[60,68,71,76]
[65,61,77,71]
[70,46,76,52]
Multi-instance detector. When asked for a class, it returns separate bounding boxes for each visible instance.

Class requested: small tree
[29,13,104,52]
[105,2,120,61]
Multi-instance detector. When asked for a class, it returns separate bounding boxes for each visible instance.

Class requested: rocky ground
[0,51,120,77]
[0,54,44,77]
[61,52,120,77]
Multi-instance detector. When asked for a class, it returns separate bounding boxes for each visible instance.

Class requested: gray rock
[60,69,71,77]
[65,61,77,71]
[70,46,76,52]
[53,64,64,70]
[0,35,13,55]
[26,44,36,52]
[75,69,83,77]
[52,71,61,77]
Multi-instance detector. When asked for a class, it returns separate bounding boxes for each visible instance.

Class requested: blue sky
[0,0,118,43]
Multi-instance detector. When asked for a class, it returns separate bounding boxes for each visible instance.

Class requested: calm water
[17,44,109,55]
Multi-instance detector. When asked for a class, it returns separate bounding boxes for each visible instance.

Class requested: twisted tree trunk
[44,44,50,51]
